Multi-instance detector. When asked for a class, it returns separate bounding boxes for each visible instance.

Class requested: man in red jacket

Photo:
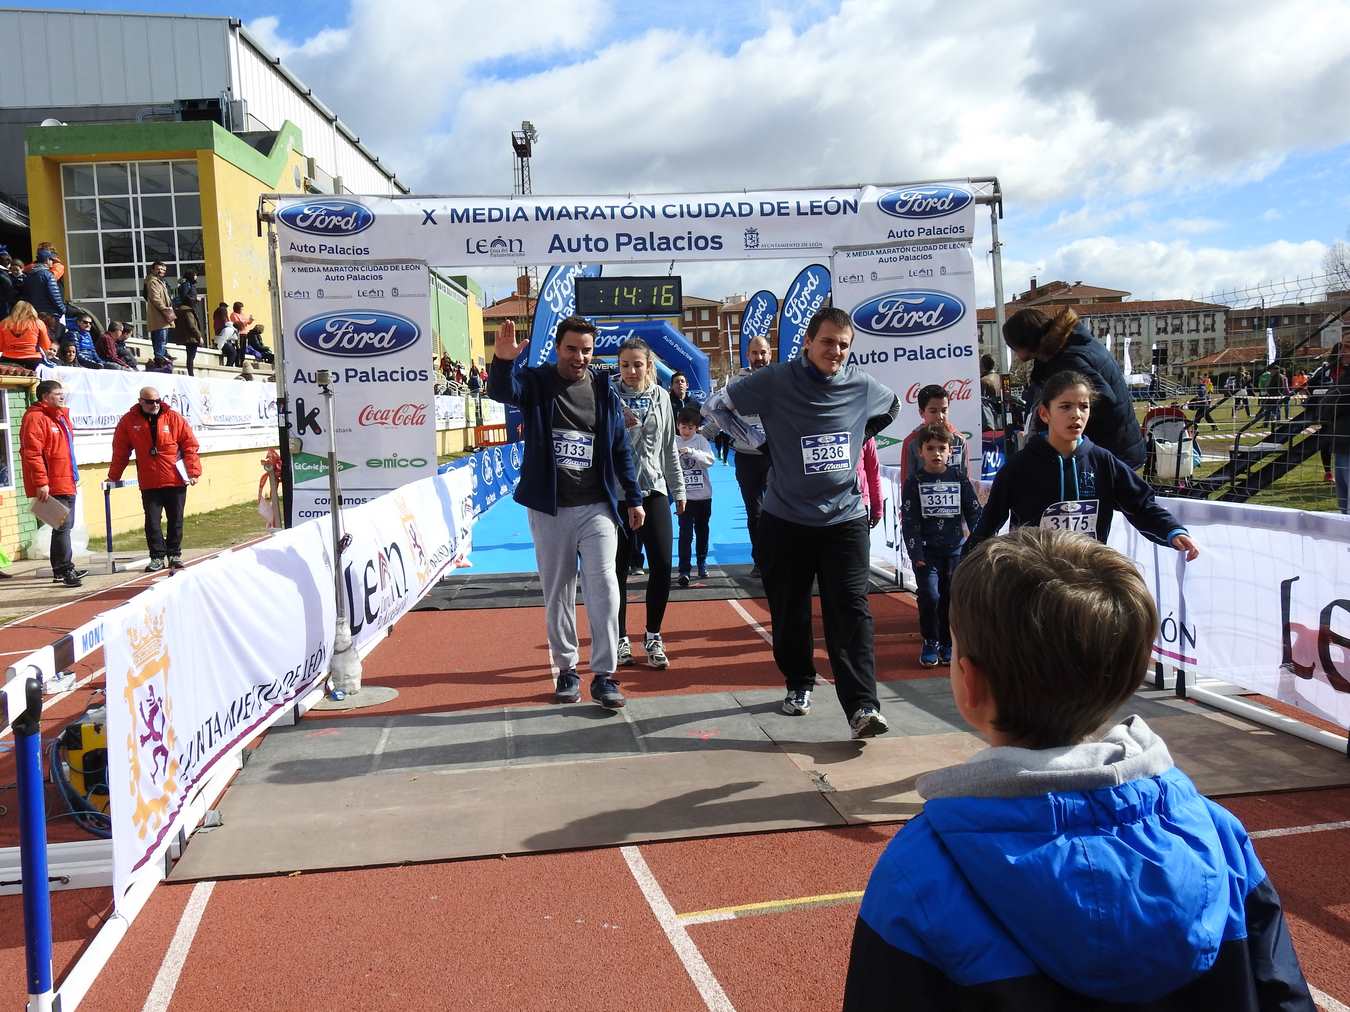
[20,379,87,586]
[108,386,202,571]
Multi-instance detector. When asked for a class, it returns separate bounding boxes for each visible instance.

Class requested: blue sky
[64,2,1350,306]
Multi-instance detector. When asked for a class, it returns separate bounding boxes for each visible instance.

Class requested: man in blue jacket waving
[488,316,644,710]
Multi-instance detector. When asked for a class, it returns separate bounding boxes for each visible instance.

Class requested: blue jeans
[916,552,960,646]
[151,327,169,360]
[1335,449,1349,514]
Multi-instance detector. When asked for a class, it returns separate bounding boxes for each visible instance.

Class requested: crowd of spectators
[0,242,273,378]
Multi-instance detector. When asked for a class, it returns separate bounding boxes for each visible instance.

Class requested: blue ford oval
[877,185,973,219]
[295,311,420,357]
[850,291,965,338]
[278,200,375,236]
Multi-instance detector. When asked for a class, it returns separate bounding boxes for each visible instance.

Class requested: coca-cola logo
[357,403,428,427]
[905,379,973,403]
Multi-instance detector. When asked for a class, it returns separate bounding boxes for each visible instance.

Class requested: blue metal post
[14,675,55,1007]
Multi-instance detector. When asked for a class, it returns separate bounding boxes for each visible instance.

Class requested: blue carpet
[466,452,753,575]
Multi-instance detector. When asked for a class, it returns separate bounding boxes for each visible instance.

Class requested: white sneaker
[644,633,669,669]
[781,689,812,715]
[616,637,634,667]
[849,707,890,739]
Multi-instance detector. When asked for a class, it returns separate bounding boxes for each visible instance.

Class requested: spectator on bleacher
[56,340,79,366]
[236,361,255,381]
[69,314,118,369]
[93,315,136,370]
[212,302,239,366]
[176,270,200,311]
[109,321,140,368]
[20,378,86,587]
[21,248,66,322]
[0,300,52,369]
[0,248,16,317]
[230,301,274,364]
[174,290,203,376]
[107,386,202,572]
[142,260,176,362]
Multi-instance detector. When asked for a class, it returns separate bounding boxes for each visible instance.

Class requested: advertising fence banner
[1109,499,1350,731]
[273,183,978,267]
[36,365,277,460]
[527,263,603,368]
[435,395,466,429]
[103,519,337,911]
[443,441,524,520]
[831,243,981,476]
[777,264,831,363]
[281,260,437,521]
[739,290,777,368]
[103,463,477,910]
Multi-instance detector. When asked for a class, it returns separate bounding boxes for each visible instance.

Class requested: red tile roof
[482,295,537,320]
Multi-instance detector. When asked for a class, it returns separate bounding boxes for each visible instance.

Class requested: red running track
[1,583,1348,1010]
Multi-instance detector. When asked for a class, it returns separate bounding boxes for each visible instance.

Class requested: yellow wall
[24,155,64,256]
[199,148,308,343]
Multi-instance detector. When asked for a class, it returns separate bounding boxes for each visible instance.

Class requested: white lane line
[621,846,734,1012]
[726,599,833,685]
[1311,984,1350,1012]
[727,600,771,647]
[369,722,394,774]
[1249,820,1350,840]
[141,880,216,1012]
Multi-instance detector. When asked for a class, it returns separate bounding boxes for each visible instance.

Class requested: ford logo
[294,311,420,357]
[850,291,965,338]
[277,199,375,236]
[877,185,972,220]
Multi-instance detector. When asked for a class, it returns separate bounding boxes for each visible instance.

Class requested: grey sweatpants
[528,503,621,676]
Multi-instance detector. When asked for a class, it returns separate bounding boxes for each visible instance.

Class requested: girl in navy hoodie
[968,371,1200,559]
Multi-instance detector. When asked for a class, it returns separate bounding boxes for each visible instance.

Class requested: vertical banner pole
[320,371,362,695]
[987,197,1009,375]
[265,216,294,528]
[14,676,55,1011]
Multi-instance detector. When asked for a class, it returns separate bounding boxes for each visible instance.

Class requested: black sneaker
[168,556,185,571]
[590,675,626,709]
[678,573,690,588]
[68,568,89,580]
[146,558,166,572]
[554,669,581,704]
[61,571,84,588]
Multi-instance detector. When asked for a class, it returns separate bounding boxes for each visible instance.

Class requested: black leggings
[617,491,673,638]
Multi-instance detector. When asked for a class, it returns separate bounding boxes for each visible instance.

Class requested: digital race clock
[574,276,683,316]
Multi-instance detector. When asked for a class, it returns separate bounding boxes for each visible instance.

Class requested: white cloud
[1165,218,1224,236]
[1262,208,1284,222]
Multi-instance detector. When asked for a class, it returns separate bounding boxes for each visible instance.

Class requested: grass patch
[110,499,270,553]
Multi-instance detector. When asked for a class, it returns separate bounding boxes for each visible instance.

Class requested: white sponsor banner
[1108,498,1350,729]
[435,395,466,428]
[339,466,474,654]
[103,464,477,910]
[273,183,978,267]
[282,260,437,519]
[36,365,277,461]
[104,520,336,910]
[832,243,981,477]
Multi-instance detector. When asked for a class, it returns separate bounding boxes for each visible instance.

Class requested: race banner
[340,465,474,653]
[104,519,336,911]
[36,364,277,460]
[444,441,524,520]
[281,260,437,521]
[739,290,777,368]
[831,243,981,477]
[1109,500,1350,730]
[778,264,831,363]
[273,183,978,267]
[527,263,603,367]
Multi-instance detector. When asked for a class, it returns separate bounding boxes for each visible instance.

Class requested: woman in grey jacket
[614,338,686,668]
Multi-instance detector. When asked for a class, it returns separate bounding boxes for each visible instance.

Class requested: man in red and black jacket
[20,379,87,586]
[108,387,202,571]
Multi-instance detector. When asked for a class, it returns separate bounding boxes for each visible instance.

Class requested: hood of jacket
[916,716,1243,1003]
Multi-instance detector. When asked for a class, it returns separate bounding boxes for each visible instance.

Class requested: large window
[61,160,205,331]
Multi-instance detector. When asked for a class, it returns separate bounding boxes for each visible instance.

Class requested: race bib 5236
[801,432,851,475]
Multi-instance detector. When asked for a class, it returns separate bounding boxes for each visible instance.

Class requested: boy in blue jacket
[844,527,1313,1010]
[900,422,980,668]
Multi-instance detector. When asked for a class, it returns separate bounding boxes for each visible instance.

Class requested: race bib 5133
[553,428,594,471]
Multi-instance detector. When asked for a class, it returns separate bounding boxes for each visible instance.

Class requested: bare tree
[1325,238,1350,294]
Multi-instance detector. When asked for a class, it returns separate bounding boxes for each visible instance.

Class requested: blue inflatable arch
[593,320,713,402]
